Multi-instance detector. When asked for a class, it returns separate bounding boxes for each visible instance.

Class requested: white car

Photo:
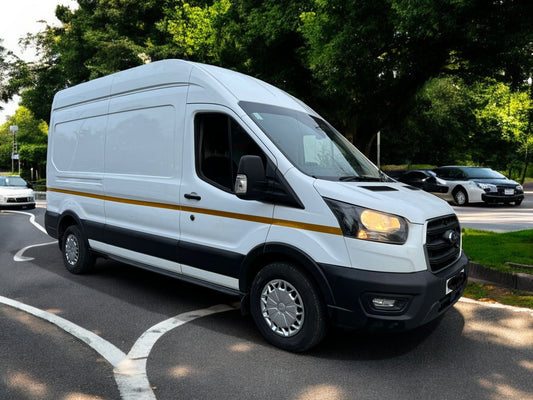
[0,176,36,209]
[432,166,524,206]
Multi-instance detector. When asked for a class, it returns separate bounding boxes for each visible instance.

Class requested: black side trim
[86,220,105,243]
[106,253,243,297]
[86,221,243,279]
[45,211,60,239]
[179,241,243,279]
[104,224,178,262]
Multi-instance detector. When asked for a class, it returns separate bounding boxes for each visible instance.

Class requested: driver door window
[195,113,264,192]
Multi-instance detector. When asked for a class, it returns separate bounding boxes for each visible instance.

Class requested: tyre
[514,199,522,206]
[62,225,95,274]
[250,262,327,352]
[453,188,468,206]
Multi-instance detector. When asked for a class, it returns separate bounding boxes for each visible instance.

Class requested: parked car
[432,166,524,206]
[398,169,449,194]
[0,175,36,209]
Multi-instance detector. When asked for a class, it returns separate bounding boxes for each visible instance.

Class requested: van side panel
[100,86,187,273]
[47,98,108,232]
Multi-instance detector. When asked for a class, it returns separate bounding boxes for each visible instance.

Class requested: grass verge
[463,282,533,309]
[461,228,533,274]
[461,228,533,309]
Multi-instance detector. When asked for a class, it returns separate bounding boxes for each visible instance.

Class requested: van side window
[195,113,264,191]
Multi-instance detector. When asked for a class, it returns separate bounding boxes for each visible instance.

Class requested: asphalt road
[454,188,533,232]
[1,207,533,400]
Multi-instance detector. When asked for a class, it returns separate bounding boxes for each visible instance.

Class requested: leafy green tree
[299,0,533,153]
[470,79,532,179]
[382,76,533,181]
[11,0,177,122]
[5,0,533,167]
[0,107,48,178]
[163,0,319,104]
[381,76,474,166]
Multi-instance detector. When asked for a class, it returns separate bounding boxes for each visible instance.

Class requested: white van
[46,59,468,351]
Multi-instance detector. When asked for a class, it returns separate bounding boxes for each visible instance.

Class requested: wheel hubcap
[260,279,304,337]
[456,192,466,205]
[65,234,80,266]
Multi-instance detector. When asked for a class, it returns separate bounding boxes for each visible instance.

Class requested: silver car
[432,166,524,206]
[0,176,36,209]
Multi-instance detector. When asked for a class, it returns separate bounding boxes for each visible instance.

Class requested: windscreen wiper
[339,175,382,182]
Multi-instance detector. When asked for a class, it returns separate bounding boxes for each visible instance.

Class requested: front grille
[425,215,461,272]
[495,186,515,196]
[7,197,32,203]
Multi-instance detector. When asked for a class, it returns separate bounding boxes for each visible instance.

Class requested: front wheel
[62,225,95,274]
[453,188,468,206]
[250,262,327,352]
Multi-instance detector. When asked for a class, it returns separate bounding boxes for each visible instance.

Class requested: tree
[11,0,178,122]
[381,76,474,166]
[470,79,532,179]
[0,107,48,179]
[299,0,533,153]
[6,0,533,164]
[163,0,320,105]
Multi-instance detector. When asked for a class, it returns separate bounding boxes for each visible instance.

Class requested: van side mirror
[235,155,266,200]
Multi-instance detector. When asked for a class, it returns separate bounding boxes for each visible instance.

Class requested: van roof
[51,59,317,116]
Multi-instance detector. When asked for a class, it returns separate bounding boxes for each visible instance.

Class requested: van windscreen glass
[239,101,381,181]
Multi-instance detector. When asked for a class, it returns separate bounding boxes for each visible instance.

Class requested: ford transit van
[45,59,468,351]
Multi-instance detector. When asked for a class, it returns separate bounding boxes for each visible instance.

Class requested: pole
[10,125,18,174]
[376,131,381,170]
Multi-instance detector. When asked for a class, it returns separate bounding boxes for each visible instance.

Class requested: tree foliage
[0,0,532,177]
[0,107,48,178]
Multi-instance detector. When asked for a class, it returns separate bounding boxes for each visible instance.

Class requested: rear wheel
[453,188,468,206]
[62,225,95,274]
[250,262,327,352]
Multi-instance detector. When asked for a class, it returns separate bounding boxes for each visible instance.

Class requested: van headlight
[324,198,408,244]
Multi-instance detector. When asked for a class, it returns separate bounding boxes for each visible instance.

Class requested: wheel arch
[57,211,85,243]
[239,242,336,312]
[452,185,468,204]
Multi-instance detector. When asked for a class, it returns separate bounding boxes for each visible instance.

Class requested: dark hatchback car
[432,166,524,206]
[398,169,449,194]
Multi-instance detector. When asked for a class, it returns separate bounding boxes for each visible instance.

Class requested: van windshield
[240,101,381,181]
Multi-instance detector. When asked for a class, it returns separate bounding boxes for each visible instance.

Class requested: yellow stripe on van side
[273,219,343,235]
[47,187,180,210]
[47,187,342,236]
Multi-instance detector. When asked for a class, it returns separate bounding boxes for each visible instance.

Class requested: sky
[0,0,78,122]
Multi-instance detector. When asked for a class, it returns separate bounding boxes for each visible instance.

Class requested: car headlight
[476,182,497,192]
[324,198,408,244]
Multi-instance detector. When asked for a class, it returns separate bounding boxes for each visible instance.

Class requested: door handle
[184,192,201,201]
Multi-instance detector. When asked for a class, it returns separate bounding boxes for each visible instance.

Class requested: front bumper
[482,193,524,204]
[320,251,469,331]
[0,201,36,210]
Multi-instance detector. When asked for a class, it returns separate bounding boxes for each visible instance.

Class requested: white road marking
[0,295,235,399]
[14,241,56,262]
[114,304,234,399]
[4,210,48,234]
[4,209,237,398]
[0,295,126,367]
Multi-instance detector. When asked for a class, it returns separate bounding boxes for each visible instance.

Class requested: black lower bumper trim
[320,251,469,331]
